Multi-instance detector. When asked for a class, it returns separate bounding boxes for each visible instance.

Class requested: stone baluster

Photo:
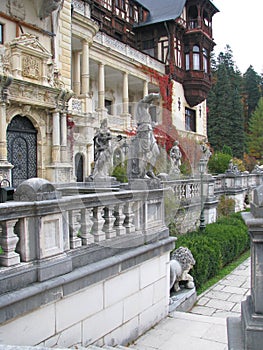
[114,204,126,236]
[92,207,105,242]
[69,209,82,249]
[79,208,94,245]
[123,202,135,234]
[0,219,20,266]
[103,205,117,239]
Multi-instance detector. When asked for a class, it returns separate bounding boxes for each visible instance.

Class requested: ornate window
[185,107,196,132]
[188,5,198,29]
[185,46,190,70]
[193,45,200,70]
[203,48,208,73]
[203,10,210,27]
[102,0,112,11]
[174,38,182,68]
[158,36,168,64]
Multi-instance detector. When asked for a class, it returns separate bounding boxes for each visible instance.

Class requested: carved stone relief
[8,0,25,20]
[22,55,41,80]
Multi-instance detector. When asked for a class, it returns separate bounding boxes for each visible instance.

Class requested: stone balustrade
[0,189,165,275]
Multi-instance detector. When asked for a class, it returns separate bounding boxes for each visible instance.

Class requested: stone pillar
[81,40,90,95]
[122,71,129,115]
[0,101,13,181]
[52,111,61,163]
[97,62,107,120]
[0,102,7,162]
[143,80,149,97]
[60,112,67,163]
[73,51,81,96]
[81,40,93,113]
[227,183,263,349]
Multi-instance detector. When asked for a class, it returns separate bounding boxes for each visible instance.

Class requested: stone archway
[7,115,37,187]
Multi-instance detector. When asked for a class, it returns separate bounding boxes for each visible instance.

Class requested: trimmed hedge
[174,212,250,290]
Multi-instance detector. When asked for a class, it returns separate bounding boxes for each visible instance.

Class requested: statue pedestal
[128,178,162,191]
[0,161,13,184]
[86,176,120,189]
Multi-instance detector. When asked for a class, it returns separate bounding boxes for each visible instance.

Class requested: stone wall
[0,247,171,348]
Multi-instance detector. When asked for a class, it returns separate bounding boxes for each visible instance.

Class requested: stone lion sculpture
[170,246,196,292]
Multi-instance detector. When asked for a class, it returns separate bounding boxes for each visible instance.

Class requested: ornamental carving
[22,55,41,80]
[8,0,25,20]
[9,33,50,54]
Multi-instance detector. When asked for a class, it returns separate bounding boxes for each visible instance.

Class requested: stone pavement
[130,257,250,350]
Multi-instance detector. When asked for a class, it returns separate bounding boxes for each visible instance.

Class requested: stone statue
[226,159,240,175]
[252,164,263,174]
[200,140,212,173]
[91,118,113,179]
[169,140,182,175]
[170,247,196,292]
[128,93,160,179]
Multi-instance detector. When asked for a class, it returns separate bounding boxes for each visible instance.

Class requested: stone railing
[94,32,165,74]
[0,186,167,276]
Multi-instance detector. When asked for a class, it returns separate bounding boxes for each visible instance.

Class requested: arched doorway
[7,115,37,187]
[75,153,84,182]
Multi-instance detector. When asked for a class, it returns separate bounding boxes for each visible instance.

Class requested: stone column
[0,101,13,181]
[227,183,263,349]
[122,71,129,115]
[52,111,61,163]
[81,40,90,95]
[81,40,93,113]
[60,112,67,163]
[73,51,81,96]
[0,102,7,162]
[97,62,107,120]
[143,80,149,97]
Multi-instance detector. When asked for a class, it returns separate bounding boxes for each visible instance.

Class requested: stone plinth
[14,177,61,201]
[228,184,263,349]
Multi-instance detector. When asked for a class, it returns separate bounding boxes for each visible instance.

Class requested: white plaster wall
[0,253,170,349]
[172,81,207,137]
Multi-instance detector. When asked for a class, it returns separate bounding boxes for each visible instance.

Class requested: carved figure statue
[226,159,240,175]
[170,247,196,292]
[252,164,263,174]
[200,140,212,173]
[91,118,113,179]
[169,140,182,175]
[128,93,160,179]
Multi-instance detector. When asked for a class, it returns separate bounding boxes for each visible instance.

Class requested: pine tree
[243,66,261,134]
[207,46,245,158]
[247,98,263,159]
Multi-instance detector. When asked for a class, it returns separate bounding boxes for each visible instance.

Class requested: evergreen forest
[207,45,263,173]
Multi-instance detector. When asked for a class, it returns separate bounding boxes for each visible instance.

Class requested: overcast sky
[211,0,263,74]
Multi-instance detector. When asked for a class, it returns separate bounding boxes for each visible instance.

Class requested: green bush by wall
[173,212,250,290]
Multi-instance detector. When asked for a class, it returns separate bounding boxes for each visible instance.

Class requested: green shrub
[208,152,232,174]
[111,162,128,183]
[217,195,235,218]
[174,212,250,290]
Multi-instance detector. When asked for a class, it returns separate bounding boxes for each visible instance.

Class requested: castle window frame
[185,107,196,132]
[203,48,208,73]
[193,45,200,70]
